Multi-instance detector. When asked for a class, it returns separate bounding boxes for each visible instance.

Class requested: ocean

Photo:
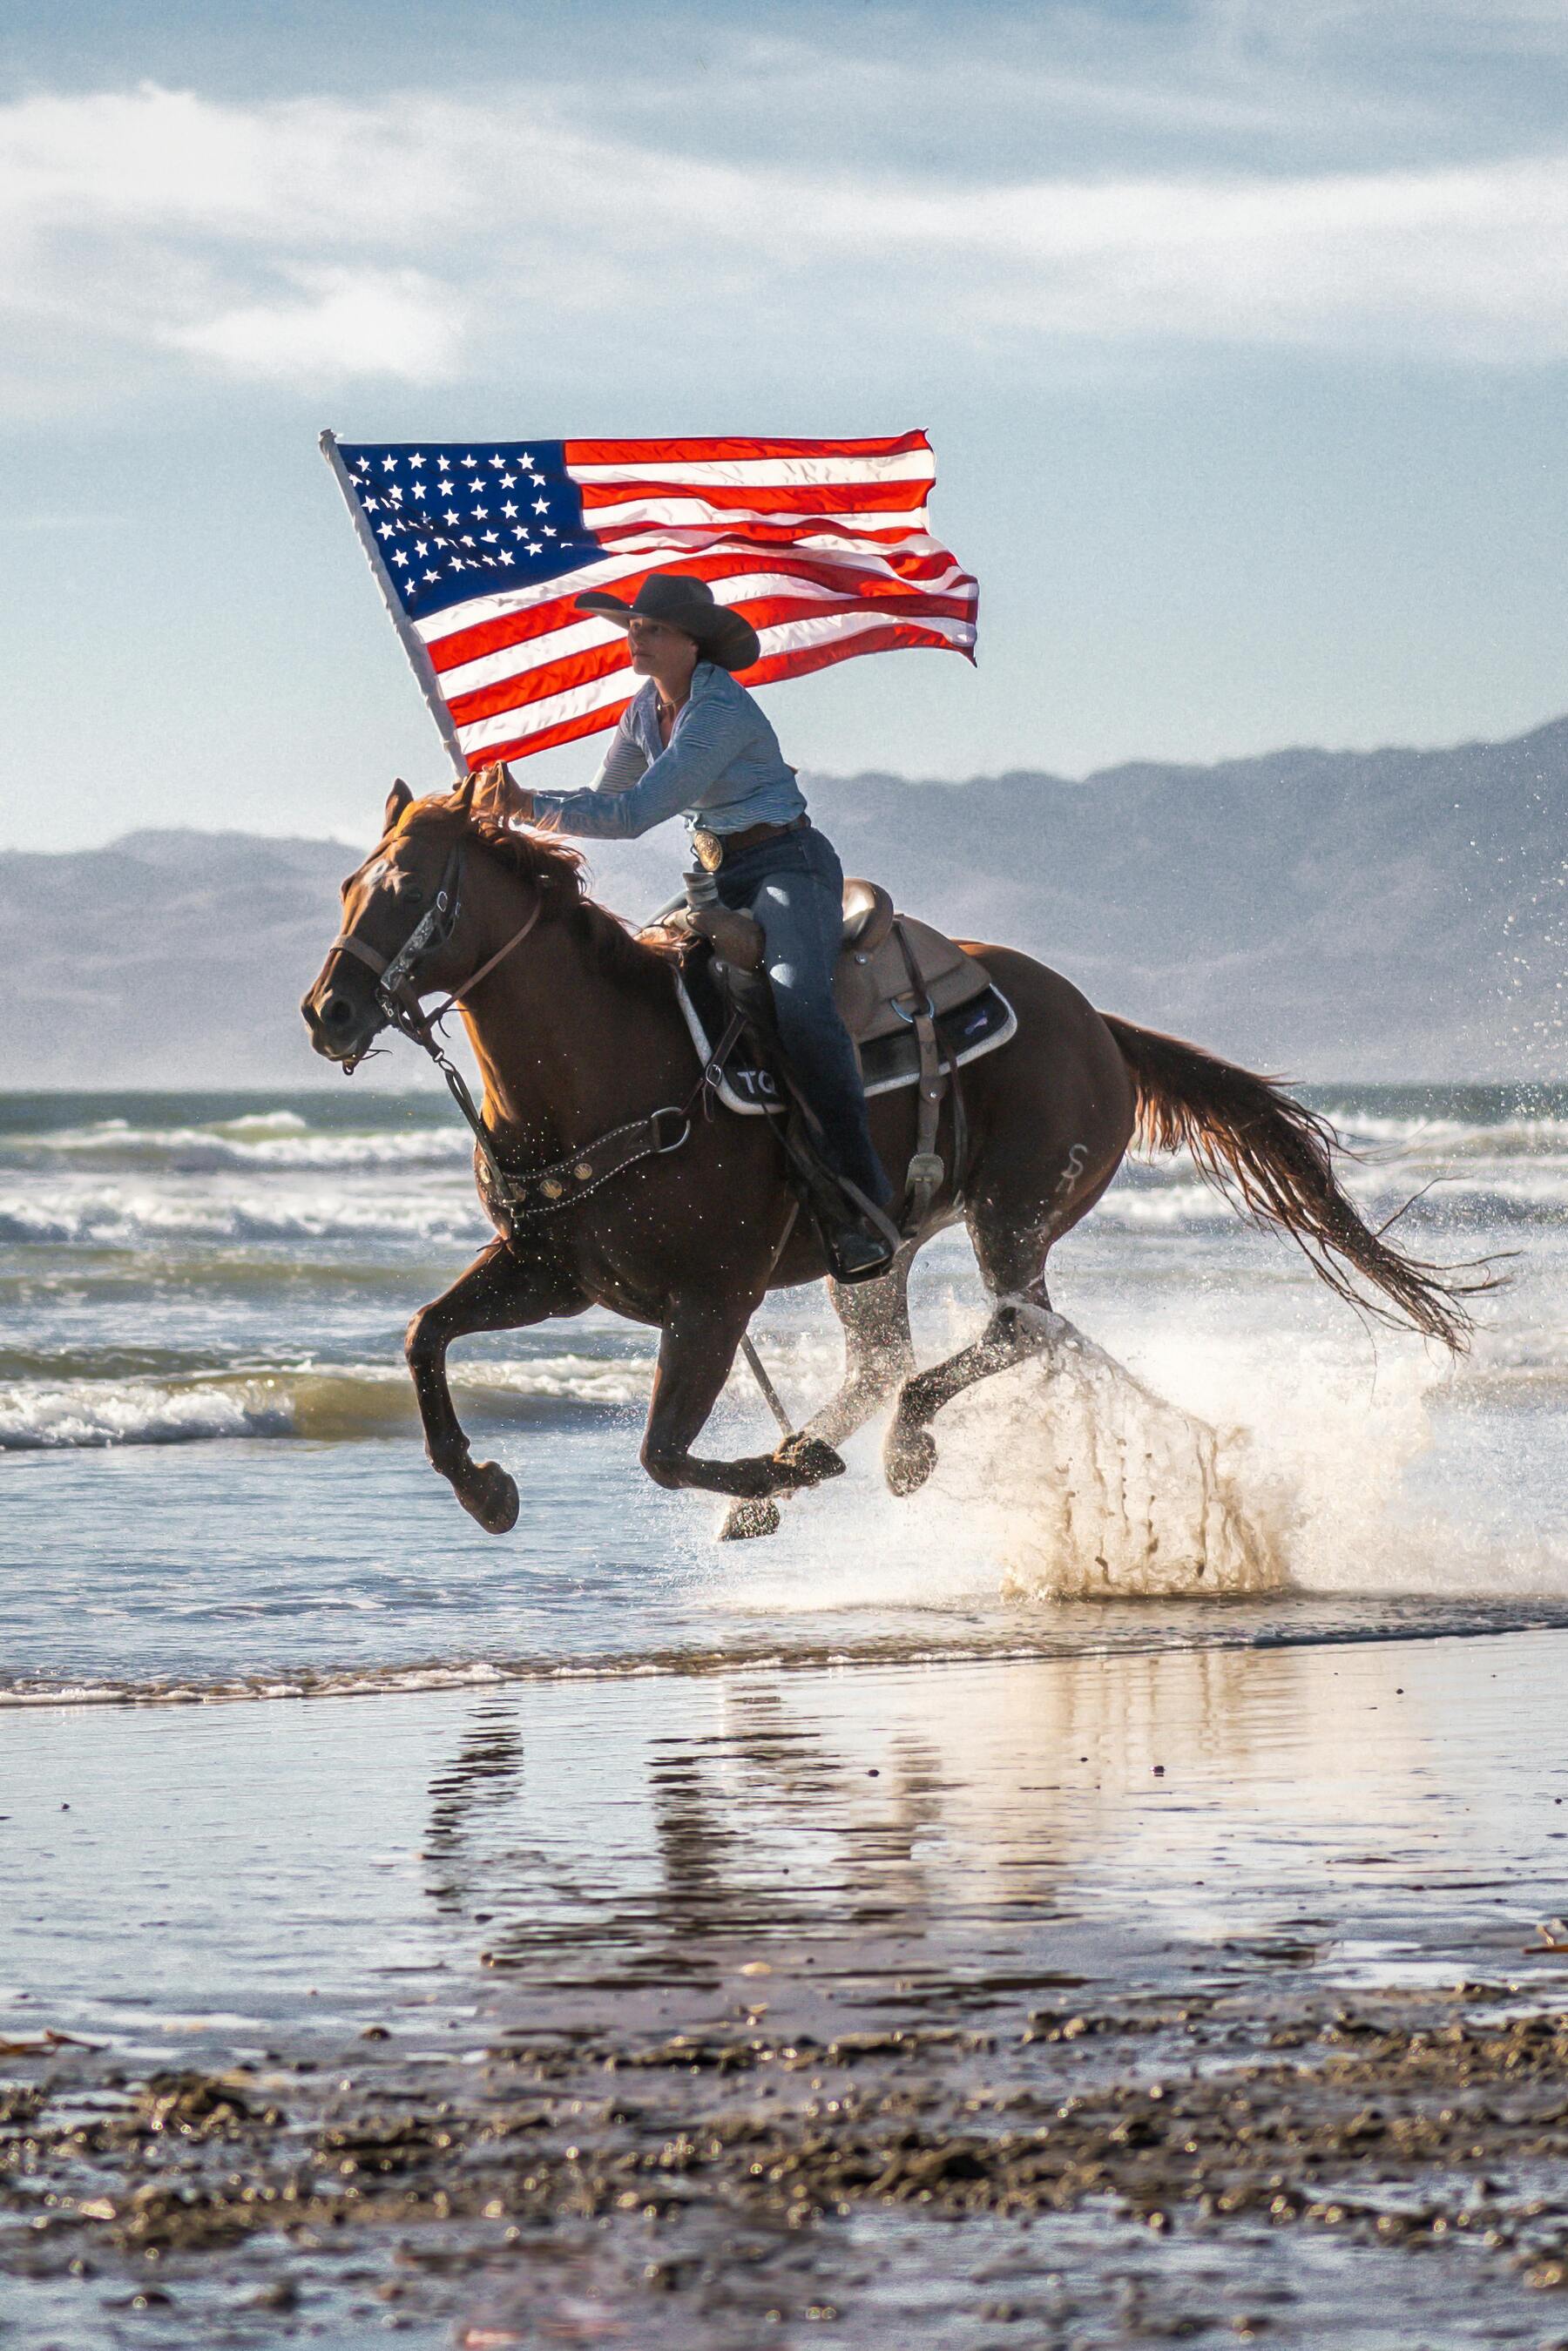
[3,1083,1567,1707]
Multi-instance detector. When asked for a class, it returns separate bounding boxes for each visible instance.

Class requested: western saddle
[653,881,993,1235]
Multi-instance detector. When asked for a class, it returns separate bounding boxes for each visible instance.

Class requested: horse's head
[301,774,477,1066]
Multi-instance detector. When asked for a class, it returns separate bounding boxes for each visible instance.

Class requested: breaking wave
[3,1094,1568,1259]
[0,1354,659,1450]
[0,1183,489,1247]
[6,1111,473,1173]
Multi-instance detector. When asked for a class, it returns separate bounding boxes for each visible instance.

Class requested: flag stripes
[326,429,977,772]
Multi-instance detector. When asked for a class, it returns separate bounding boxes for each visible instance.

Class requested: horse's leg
[405,1240,571,1534]
[641,1296,847,1503]
[882,1212,1063,1498]
[881,989,1139,1502]
[808,1251,920,1447]
[719,1248,919,1541]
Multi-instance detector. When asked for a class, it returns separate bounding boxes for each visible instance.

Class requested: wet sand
[7,1628,1568,2347]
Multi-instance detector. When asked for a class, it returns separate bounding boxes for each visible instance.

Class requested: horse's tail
[1101,1014,1484,1351]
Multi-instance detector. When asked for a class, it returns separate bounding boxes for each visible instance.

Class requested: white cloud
[160,267,461,381]
[0,82,468,240]
[2,79,1567,411]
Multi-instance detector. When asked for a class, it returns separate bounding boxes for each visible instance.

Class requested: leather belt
[692,813,808,870]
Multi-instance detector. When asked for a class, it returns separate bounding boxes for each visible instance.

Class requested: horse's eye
[394,875,425,904]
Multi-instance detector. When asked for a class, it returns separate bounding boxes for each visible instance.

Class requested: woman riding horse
[476,571,895,1277]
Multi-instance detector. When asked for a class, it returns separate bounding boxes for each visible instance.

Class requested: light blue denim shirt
[527,661,808,842]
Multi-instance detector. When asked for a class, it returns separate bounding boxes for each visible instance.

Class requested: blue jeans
[714,826,893,1209]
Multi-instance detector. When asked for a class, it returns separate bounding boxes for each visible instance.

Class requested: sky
[3,0,1566,849]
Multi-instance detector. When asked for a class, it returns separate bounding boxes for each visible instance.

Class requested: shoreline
[7,1587,1568,1711]
[7,1627,1568,2344]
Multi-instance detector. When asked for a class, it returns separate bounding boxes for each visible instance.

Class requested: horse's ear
[383,778,413,832]
[452,767,477,814]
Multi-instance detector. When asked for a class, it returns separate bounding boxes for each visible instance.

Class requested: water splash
[929,1315,1282,1600]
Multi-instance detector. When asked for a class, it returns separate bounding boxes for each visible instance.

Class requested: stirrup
[827,1223,898,1284]
[815,1178,901,1285]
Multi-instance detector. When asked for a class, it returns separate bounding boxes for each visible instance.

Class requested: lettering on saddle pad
[674,956,1018,1119]
[727,1062,782,1105]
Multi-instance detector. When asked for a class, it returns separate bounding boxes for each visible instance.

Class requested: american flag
[321,431,978,772]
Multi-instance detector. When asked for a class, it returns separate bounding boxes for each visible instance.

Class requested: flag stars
[341,439,581,611]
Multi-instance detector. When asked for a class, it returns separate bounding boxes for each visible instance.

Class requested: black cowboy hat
[575,571,760,672]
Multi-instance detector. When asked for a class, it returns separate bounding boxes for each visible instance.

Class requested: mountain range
[5,715,1565,1087]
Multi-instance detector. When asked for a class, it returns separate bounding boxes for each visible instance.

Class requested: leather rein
[324,837,709,1235]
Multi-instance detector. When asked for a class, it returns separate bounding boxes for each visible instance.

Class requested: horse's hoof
[884,1426,936,1497]
[772,1434,846,1489]
[719,1497,782,1543]
[457,1458,519,1535]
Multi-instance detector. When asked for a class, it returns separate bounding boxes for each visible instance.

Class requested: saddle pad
[675,951,1017,1118]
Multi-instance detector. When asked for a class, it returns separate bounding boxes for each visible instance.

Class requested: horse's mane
[396,791,681,999]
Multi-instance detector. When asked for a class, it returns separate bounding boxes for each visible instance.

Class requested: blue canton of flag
[335,441,591,621]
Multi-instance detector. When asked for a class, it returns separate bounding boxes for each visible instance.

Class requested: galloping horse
[301,774,1474,1541]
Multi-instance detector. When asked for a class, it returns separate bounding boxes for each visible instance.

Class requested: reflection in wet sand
[5,1633,1563,2350]
[430,1638,1436,2032]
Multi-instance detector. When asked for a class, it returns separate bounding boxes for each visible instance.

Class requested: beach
[10,0,1568,2334]
[4,1084,1568,2342]
[7,1630,1568,2346]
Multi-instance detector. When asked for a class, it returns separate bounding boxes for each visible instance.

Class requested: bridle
[320,826,695,1233]
[323,832,544,1200]
[327,834,546,1059]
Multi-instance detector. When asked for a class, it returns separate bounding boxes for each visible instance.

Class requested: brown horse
[301,775,1475,1542]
